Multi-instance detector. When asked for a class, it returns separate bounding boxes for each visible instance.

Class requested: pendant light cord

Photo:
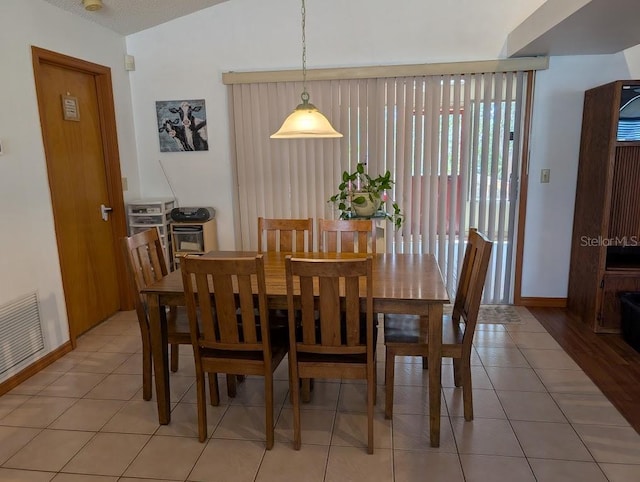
[301,0,309,103]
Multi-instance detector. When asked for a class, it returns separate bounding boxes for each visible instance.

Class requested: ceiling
[43,0,640,56]
[42,0,230,35]
[508,0,640,57]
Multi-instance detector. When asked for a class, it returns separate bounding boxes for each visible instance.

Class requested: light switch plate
[0,139,4,155]
[124,55,135,71]
[540,168,550,183]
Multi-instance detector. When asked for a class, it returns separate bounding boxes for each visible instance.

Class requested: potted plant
[328,162,404,229]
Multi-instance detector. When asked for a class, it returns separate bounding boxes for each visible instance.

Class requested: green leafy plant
[328,162,404,230]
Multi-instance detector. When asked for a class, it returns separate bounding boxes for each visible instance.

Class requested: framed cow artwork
[156,99,209,152]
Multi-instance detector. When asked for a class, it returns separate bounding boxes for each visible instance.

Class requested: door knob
[100,204,113,221]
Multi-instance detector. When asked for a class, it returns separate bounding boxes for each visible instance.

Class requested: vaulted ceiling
[43,0,640,57]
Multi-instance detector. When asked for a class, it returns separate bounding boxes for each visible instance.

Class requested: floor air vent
[0,292,45,375]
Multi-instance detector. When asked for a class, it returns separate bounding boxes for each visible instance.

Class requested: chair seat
[384,313,464,346]
[201,337,288,367]
[297,351,368,364]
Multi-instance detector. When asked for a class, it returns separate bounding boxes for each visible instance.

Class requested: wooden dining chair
[383,228,492,420]
[258,217,313,252]
[318,218,376,254]
[122,227,234,401]
[121,227,191,400]
[285,255,376,453]
[181,254,288,446]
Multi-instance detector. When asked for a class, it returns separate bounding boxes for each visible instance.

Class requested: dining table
[142,250,450,447]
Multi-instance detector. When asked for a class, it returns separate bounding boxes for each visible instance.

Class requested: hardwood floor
[529,307,640,435]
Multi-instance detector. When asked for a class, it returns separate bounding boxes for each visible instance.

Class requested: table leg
[147,294,171,424]
[428,303,443,447]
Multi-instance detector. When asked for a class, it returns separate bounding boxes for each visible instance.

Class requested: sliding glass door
[385,72,527,303]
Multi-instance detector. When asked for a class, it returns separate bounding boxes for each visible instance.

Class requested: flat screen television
[617,85,640,141]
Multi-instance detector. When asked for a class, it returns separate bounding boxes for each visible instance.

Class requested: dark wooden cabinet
[568,80,640,333]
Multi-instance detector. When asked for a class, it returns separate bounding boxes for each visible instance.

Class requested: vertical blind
[230,70,529,303]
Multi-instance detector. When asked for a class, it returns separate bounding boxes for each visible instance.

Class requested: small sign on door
[62,95,80,121]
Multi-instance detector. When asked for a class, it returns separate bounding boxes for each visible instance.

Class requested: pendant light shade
[271,94,342,139]
[271,0,342,139]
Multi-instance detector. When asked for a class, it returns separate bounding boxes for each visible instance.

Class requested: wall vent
[0,292,45,375]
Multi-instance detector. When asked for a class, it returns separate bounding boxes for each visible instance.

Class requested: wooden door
[32,47,130,340]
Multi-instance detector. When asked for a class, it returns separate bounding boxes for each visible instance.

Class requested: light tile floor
[1,309,639,481]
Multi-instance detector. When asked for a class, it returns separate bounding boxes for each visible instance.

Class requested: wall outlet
[540,168,550,183]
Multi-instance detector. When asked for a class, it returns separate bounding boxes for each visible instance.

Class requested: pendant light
[271,0,342,139]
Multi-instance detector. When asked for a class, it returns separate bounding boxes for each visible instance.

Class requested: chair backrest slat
[194,271,217,341]
[258,217,313,252]
[212,272,240,344]
[318,219,376,254]
[237,275,258,344]
[300,277,317,344]
[345,276,361,346]
[318,276,341,346]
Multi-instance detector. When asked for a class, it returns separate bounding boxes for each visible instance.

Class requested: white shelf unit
[127,198,175,270]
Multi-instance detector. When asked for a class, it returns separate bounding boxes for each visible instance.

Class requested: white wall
[126,0,546,251]
[624,44,640,78]
[522,54,632,297]
[0,0,138,379]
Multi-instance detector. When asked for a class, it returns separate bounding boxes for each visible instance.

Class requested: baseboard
[516,297,567,308]
[0,341,73,396]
